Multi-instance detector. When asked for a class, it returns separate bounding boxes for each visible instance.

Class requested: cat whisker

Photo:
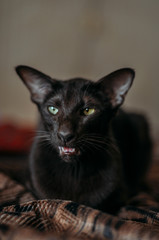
[78,134,119,152]
[76,141,94,153]
[77,135,108,146]
[76,138,105,151]
[76,135,119,157]
[36,137,54,151]
[35,136,50,141]
[83,82,92,98]
[84,140,107,152]
[35,134,51,144]
[35,135,50,138]
[80,134,115,143]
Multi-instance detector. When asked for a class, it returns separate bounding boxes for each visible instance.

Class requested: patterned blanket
[0,146,159,240]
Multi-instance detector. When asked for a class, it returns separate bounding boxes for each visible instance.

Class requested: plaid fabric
[0,159,159,239]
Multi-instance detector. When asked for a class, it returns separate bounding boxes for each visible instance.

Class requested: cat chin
[60,154,79,163]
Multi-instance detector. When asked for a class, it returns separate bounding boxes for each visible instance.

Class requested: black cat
[16,66,152,213]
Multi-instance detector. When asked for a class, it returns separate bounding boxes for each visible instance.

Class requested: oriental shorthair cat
[16,66,151,213]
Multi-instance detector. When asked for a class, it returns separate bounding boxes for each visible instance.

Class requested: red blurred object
[0,123,35,153]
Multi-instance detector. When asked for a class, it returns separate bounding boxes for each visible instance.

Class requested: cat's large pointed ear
[15,65,55,104]
[97,68,135,108]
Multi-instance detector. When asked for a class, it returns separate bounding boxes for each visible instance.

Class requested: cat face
[16,66,135,162]
[35,79,111,161]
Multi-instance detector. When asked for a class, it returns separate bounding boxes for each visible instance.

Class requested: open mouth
[58,146,79,156]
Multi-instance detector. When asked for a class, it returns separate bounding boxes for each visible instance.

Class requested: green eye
[48,106,59,115]
[83,108,95,116]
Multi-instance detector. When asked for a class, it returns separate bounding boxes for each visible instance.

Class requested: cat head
[16,65,135,162]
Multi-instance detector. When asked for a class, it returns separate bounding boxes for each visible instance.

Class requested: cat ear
[97,68,135,108]
[15,65,55,104]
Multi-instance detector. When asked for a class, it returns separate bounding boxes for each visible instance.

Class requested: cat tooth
[67,148,75,153]
[58,146,63,154]
[62,147,67,152]
[70,148,75,153]
[62,147,65,152]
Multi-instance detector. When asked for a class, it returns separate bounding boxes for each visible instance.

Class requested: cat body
[16,66,151,213]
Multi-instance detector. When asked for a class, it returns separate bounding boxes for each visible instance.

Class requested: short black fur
[16,66,152,213]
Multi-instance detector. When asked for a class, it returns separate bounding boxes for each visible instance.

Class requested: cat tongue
[59,146,76,155]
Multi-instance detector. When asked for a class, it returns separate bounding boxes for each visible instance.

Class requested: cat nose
[58,131,75,144]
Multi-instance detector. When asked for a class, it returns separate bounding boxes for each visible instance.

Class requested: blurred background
[0,0,159,140]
